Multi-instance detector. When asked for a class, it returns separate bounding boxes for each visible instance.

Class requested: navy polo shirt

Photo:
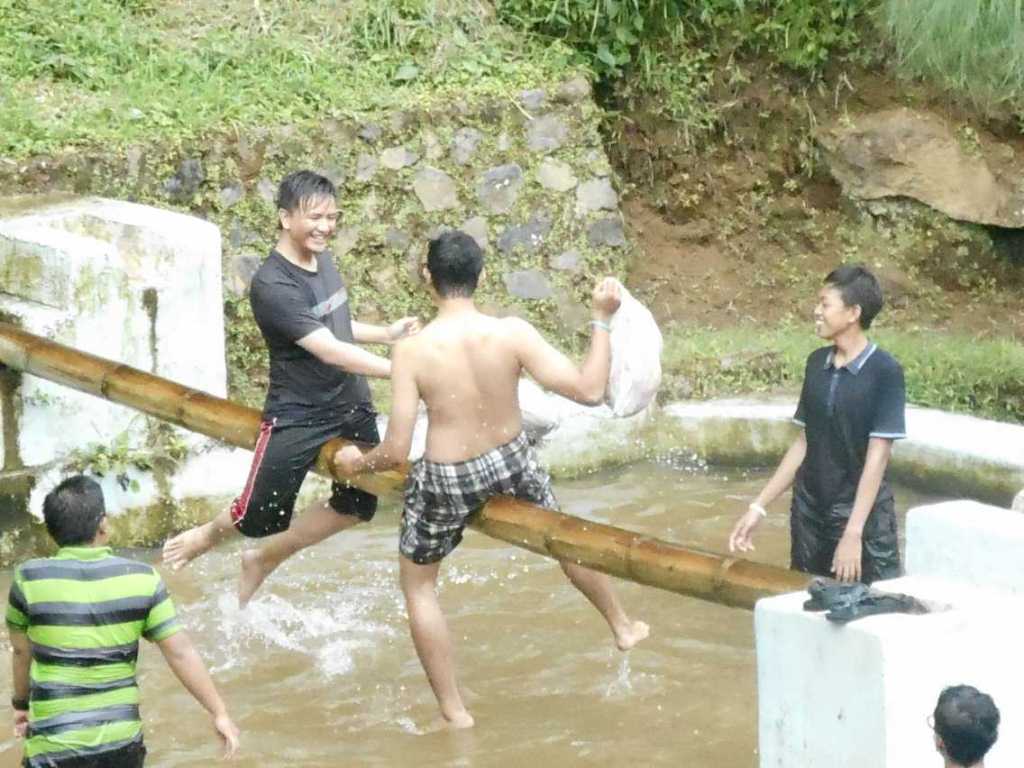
[793,343,906,510]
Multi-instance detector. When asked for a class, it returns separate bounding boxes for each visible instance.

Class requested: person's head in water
[275,170,339,259]
[932,685,1000,767]
[814,264,884,341]
[424,230,484,300]
[42,475,109,547]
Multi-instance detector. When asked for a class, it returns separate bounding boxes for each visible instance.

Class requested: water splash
[209,591,395,678]
[603,655,634,698]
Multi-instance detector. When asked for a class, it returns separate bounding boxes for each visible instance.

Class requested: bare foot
[162,524,216,571]
[443,710,475,729]
[238,550,271,608]
[615,620,650,651]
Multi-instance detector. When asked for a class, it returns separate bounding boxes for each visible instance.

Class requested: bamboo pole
[0,322,809,609]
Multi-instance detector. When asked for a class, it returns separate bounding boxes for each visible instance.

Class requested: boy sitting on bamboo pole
[334,230,648,728]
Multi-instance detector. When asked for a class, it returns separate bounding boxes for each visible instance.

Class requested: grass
[881,0,1024,117]
[0,0,577,157]
[661,325,1024,424]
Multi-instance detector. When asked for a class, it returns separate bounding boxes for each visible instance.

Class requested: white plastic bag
[606,285,662,417]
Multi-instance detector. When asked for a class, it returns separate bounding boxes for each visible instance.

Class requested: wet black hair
[42,475,106,547]
[824,264,884,329]
[934,685,1000,766]
[275,170,336,216]
[426,230,484,298]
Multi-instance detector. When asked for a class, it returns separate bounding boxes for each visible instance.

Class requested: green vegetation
[661,325,1024,424]
[0,0,574,156]
[882,0,1024,118]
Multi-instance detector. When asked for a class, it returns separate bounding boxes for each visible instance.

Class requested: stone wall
[1,76,635,407]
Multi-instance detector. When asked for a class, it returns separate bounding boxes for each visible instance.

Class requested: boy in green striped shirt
[6,475,240,767]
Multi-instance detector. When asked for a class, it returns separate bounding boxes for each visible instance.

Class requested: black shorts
[231,404,380,538]
[790,492,902,585]
[24,739,146,768]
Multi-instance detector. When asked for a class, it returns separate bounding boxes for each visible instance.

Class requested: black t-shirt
[793,343,906,510]
[250,249,371,424]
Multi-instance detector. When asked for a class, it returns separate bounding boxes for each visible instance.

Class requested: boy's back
[403,312,526,463]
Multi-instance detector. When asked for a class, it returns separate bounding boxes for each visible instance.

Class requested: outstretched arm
[728,432,807,553]
[297,327,391,378]
[157,631,240,758]
[9,629,29,738]
[515,277,622,406]
[335,339,421,474]
[352,317,422,345]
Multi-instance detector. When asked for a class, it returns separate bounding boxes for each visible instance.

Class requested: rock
[503,269,553,300]
[384,228,411,252]
[587,217,627,248]
[358,123,382,144]
[256,178,276,204]
[476,164,524,214]
[370,264,399,293]
[317,165,345,187]
[228,220,261,250]
[450,127,482,165]
[677,220,714,244]
[355,153,378,182]
[526,115,569,153]
[552,287,590,334]
[1013,488,1024,513]
[537,159,577,192]
[389,111,410,133]
[380,146,419,170]
[422,131,445,161]
[235,136,265,181]
[576,177,618,214]
[551,250,581,272]
[163,158,205,201]
[497,215,552,255]
[817,108,1024,228]
[767,198,809,221]
[584,148,612,176]
[460,216,489,250]
[218,182,245,209]
[126,147,143,185]
[413,167,459,211]
[334,227,360,257]
[497,132,512,152]
[228,252,262,296]
[519,89,546,111]
[556,76,592,104]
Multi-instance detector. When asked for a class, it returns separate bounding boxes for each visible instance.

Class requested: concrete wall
[0,197,244,516]
[756,500,1024,767]
[664,399,1024,505]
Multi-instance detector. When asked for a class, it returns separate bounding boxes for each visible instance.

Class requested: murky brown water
[0,461,942,767]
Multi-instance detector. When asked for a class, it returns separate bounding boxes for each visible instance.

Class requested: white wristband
[750,502,767,518]
[590,319,611,333]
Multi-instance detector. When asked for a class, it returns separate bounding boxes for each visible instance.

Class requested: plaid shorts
[400,432,558,564]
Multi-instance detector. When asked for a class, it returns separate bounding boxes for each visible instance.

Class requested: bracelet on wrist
[750,502,767,518]
[11,697,28,711]
[589,319,611,333]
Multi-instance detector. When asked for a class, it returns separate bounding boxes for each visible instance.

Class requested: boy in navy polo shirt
[728,265,906,583]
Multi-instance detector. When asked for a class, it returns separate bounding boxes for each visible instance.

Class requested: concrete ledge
[664,399,1024,505]
[756,578,1024,768]
[907,500,1024,595]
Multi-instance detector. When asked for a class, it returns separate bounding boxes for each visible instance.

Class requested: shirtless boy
[335,230,649,728]
[163,170,419,606]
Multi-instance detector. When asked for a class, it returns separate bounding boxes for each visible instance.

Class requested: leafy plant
[881,0,1024,116]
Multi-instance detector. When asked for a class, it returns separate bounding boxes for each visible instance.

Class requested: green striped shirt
[5,546,181,767]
